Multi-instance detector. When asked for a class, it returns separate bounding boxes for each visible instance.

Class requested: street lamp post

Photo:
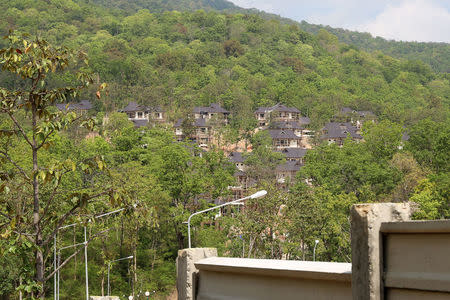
[186,190,267,248]
[313,239,320,261]
[54,205,137,300]
[107,255,134,296]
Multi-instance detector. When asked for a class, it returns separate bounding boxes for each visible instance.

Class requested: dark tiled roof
[298,117,311,125]
[56,100,92,111]
[194,118,210,127]
[120,102,148,112]
[268,129,301,140]
[154,106,165,112]
[229,152,245,163]
[272,104,301,113]
[276,160,303,172]
[272,121,304,130]
[120,102,164,113]
[322,122,362,139]
[339,107,375,118]
[193,103,229,114]
[255,103,301,114]
[174,118,183,127]
[255,107,271,113]
[402,131,410,141]
[175,118,211,128]
[278,148,308,159]
[357,111,375,117]
[131,119,148,128]
[341,107,353,114]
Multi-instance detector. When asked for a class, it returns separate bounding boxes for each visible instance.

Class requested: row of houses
[54,99,382,198]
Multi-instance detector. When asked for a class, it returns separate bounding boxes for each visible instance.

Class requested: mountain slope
[89,0,239,13]
[298,21,450,73]
[87,0,449,72]
[0,0,448,128]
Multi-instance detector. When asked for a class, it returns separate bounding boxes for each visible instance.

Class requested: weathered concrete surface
[176,248,217,300]
[90,297,120,300]
[381,220,450,299]
[195,257,351,300]
[351,203,414,300]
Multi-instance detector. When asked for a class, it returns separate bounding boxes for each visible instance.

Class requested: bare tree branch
[0,150,31,182]
[44,228,111,282]
[42,189,112,246]
[8,113,33,147]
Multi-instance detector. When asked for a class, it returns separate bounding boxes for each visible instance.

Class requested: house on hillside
[227,151,255,200]
[268,129,302,149]
[119,102,166,127]
[174,118,212,148]
[255,103,307,128]
[272,121,304,137]
[228,151,246,172]
[336,107,376,129]
[275,160,303,186]
[193,103,230,124]
[277,148,308,164]
[56,100,92,115]
[321,122,362,146]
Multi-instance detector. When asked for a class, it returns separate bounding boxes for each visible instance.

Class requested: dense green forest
[298,21,450,73]
[0,0,449,299]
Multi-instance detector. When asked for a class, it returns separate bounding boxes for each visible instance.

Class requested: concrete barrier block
[351,202,414,300]
[176,248,217,300]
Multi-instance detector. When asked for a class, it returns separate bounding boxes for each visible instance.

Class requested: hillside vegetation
[0,0,448,128]
[0,1,449,299]
[298,21,450,73]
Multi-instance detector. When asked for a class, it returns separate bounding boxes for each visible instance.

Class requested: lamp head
[250,190,267,199]
[315,239,320,244]
[145,291,150,296]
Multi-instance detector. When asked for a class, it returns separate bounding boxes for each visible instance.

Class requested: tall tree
[0,32,112,297]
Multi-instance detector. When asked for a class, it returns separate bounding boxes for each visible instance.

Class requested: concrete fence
[176,203,450,300]
[381,220,450,299]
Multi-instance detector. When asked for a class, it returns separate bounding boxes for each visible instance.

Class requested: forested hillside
[1,0,448,127]
[298,21,450,73]
[0,1,449,299]
[90,0,238,13]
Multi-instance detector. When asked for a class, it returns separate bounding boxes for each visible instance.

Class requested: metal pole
[107,263,110,296]
[57,252,60,300]
[313,240,319,261]
[84,226,89,300]
[187,190,267,248]
[54,235,57,300]
[107,256,133,296]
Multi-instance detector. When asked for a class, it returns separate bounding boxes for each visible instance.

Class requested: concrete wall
[176,248,217,300]
[195,257,351,300]
[381,220,450,299]
[350,203,414,300]
[176,203,450,300]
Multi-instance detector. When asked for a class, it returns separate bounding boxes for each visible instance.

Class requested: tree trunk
[31,102,45,298]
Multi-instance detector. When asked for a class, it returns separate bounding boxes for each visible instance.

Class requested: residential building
[271,121,304,137]
[254,103,303,127]
[228,151,246,171]
[56,100,92,115]
[268,129,302,149]
[277,148,308,164]
[174,118,212,148]
[336,107,376,129]
[275,160,303,185]
[119,101,166,127]
[321,122,363,146]
[193,103,230,124]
